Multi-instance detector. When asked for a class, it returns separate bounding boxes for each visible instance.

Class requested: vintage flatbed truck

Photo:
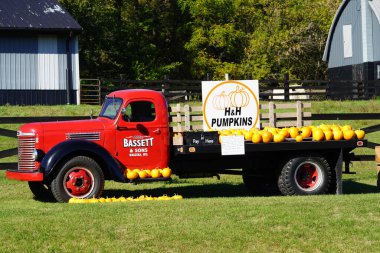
[6,89,367,202]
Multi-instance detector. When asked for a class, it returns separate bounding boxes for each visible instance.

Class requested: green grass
[0,100,380,252]
[1,171,380,253]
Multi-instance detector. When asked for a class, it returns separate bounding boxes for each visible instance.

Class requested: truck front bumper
[6,170,43,181]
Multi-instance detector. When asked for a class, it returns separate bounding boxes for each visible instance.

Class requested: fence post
[296,101,302,127]
[284,73,289,101]
[184,104,190,131]
[175,104,182,132]
[269,101,275,127]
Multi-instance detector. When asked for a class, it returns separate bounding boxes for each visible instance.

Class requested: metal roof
[323,0,380,62]
[369,0,380,24]
[322,0,350,62]
[0,0,82,32]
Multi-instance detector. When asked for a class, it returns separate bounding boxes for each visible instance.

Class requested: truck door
[115,99,167,169]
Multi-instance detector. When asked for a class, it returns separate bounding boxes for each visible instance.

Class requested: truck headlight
[33,149,43,161]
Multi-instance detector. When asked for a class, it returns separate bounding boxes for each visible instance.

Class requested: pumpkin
[127,171,139,180]
[151,169,162,178]
[273,133,285,143]
[343,129,355,140]
[138,170,148,179]
[261,131,273,143]
[295,135,303,142]
[355,129,365,139]
[162,168,172,178]
[324,131,333,141]
[333,130,343,140]
[229,86,250,108]
[251,133,262,143]
[301,126,312,138]
[212,91,230,110]
[289,127,299,138]
[312,128,324,141]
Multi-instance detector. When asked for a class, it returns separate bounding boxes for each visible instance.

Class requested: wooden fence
[80,77,380,105]
[170,101,311,132]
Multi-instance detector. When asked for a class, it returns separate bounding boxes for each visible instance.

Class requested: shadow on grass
[102,180,380,199]
[342,179,379,194]
[103,182,253,198]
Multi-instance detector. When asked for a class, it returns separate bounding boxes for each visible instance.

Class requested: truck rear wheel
[278,157,331,195]
[51,156,105,202]
[28,182,54,201]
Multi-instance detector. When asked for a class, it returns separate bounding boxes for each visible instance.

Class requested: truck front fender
[41,140,124,182]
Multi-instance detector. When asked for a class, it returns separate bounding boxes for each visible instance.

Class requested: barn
[323,0,380,97]
[0,0,82,105]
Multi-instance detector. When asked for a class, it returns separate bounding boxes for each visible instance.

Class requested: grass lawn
[0,100,380,252]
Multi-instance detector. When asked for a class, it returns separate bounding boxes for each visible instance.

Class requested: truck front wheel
[28,182,54,201]
[51,156,105,202]
[278,157,331,195]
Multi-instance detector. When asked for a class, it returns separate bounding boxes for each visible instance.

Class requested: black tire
[28,182,54,201]
[377,170,380,192]
[242,175,280,196]
[278,157,331,195]
[51,156,105,203]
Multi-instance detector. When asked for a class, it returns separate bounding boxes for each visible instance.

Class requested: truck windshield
[99,97,123,119]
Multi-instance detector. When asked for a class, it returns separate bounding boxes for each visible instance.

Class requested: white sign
[202,80,260,131]
[221,135,245,156]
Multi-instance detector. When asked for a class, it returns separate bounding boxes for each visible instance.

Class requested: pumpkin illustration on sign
[229,86,250,108]
[212,91,230,110]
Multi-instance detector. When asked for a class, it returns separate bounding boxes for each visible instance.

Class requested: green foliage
[60,0,341,80]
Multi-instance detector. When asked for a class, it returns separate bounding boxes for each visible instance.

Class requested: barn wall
[328,0,363,68]
[0,34,79,105]
[372,11,380,62]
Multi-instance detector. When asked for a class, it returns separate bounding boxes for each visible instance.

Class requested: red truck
[6,89,366,202]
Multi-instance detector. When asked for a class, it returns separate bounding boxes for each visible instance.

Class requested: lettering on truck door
[116,100,165,169]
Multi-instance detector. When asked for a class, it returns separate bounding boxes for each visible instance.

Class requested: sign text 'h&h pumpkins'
[202,80,260,131]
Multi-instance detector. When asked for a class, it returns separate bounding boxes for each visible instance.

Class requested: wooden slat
[275,121,298,128]
[171,116,182,123]
[275,112,297,119]
[191,125,203,131]
[190,106,203,112]
[261,113,269,119]
[303,121,312,126]
[302,112,312,117]
[273,103,297,109]
[190,115,203,121]
[172,126,183,132]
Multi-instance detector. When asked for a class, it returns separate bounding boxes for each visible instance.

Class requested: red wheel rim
[294,162,322,191]
[63,167,95,198]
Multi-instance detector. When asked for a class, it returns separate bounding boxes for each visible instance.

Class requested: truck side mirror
[120,108,131,122]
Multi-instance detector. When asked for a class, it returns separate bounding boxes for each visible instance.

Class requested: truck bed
[173,139,366,155]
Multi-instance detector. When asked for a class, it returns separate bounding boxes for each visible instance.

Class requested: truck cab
[6,89,170,202]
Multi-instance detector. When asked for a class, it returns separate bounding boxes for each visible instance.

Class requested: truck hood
[41,119,105,133]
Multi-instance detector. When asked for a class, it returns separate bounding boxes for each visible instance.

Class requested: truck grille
[18,133,36,172]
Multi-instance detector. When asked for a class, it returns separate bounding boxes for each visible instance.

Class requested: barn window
[377,65,380,79]
[343,25,353,58]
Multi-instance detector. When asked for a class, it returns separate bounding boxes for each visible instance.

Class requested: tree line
[60,0,340,81]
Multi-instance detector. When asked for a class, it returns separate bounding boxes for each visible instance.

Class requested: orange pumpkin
[212,91,230,110]
[229,86,250,108]
[162,168,172,178]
